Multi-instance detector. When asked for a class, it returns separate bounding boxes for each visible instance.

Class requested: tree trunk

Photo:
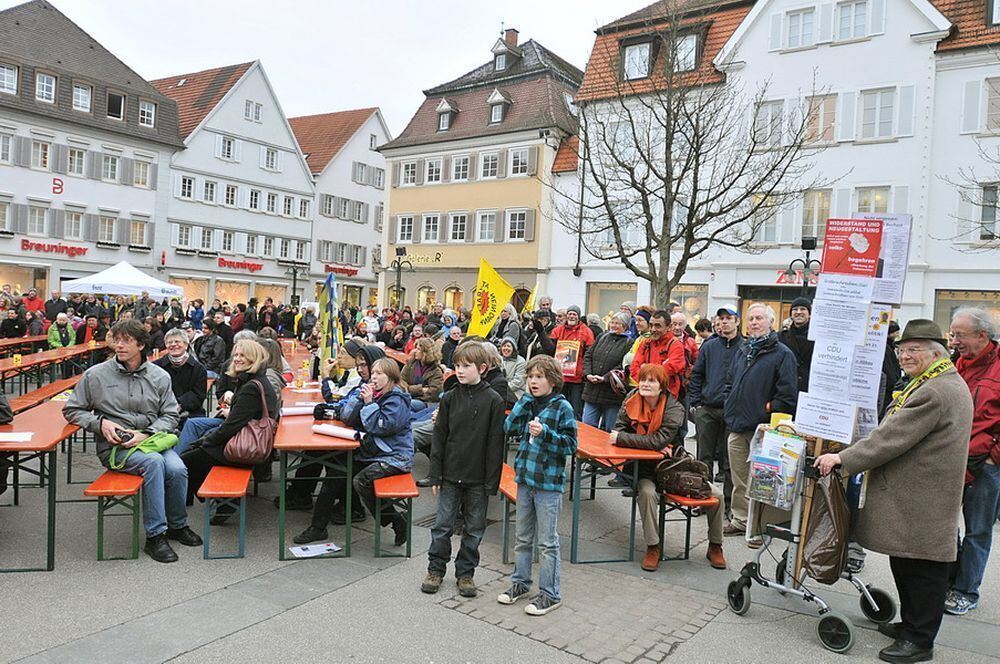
[654,246,672,309]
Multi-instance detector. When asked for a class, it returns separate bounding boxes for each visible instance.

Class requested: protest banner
[853,212,912,306]
[467,258,515,338]
[820,218,884,277]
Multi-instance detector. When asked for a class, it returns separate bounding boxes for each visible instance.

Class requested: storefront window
[586,282,638,319]
[934,290,1000,331]
[388,286,405,308]
[0,265,47,296]
[254,284,287,306]
[342,285,363,308]
[672,284,709,324]
[416,286,436,309]
[215,280,250,307]
[444,286,464,311]
[366,288,379,308]
[737,285,815,332]
[169,277,208,305]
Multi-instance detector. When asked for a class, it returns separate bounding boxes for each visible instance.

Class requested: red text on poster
[820,218,883,277]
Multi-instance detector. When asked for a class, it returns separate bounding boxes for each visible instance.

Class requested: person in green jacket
[48,312,76,348]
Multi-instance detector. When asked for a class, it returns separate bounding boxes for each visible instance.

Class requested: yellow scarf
[887,358,953,416]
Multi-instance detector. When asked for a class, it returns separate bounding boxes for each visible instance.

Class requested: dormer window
[491,29,522,73]
[486,88,512,125]
[435,98,458,132]
[491,105,504,124]
[439,113,450,131]
[495,54,507,71]
[623,42,652,80]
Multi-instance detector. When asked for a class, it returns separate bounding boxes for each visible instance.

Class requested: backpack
[654,445,713,499]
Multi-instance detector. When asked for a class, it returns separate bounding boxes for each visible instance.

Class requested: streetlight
[784,236,822,295]
[388,246,413,308]
[284,264,306,306]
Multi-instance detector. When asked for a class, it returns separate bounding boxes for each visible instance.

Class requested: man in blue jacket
[688,305,743,517]
[723,303,798,544]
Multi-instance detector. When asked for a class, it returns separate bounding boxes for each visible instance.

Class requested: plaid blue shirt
[505,392,578,492]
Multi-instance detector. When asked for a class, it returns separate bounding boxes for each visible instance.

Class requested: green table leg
[571,456,582,563]
[344,451,352,558]
[278,451,287,560]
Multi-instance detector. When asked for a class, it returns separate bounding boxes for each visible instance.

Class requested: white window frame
[754,101,783,148]
[296,241,306,261]
[200,227,214,251]
[355,162,367,182]
[102,154,119,182]
[855,186,890,214]
[369,133,377,149]
[249,189,260,210]
[452,155,469,181]
[674,34,698,71]
[0,201,8,231]
[426,158,442,183]
[623,42,651,81]
[374,168,385,188]
[753,195,778,244]
[72,83,91,112]
[221,230,234,253]
[98,215,116,243]
[225,184,238,207]
[244,100,254,120]
[299,199,310,219]
[31,140,50,170]
[374,203,384,232]
[283,196,294,217]
[402,161,417,185]
[246,234,257,255]
[64,211,83,239]
[506,209,527,241]
[449,213,467,241]
[106,91,125,120]
[130,220,148,246]
[509,148,529,176]
[806,94,837,144]
[0,134,9,164]
[263,236,274,257]
[495,53,507,71]
[67,147,85,176]
[438,113,450,131]
[837,0,868,41]
[220,136,236,160]
[279,238,290,259]
[264,147,278,170]
[490,104,504,124]
[480,153,499,178]
[177,224,192,247]
[397,215,414,243]
[203,180,216,203]
[477,210,496,242]
[35,72,56,103]
[138,100,156,128]
[422,214,440,243]
[266,192,278,214]
[786,9,816,49]
[0,64,16,95]
[802,189,832,240]
[27,207,47,236]
[860,88,894,140]
[180,176,194,199]
[253,102,262,122]
[133,160,150,188]
[981,185,998,240]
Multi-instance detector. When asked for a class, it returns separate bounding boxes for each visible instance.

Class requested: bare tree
[557,3,833,308]
[942,138,1000,250]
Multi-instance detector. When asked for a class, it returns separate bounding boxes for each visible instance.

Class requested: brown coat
[400,360,443,403]
[839,367,973,562]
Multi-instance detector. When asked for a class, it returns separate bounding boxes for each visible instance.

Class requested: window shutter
[527,146,539,175]
[495,210,506,243]
[468,152,478,180]
[11,204,26,233]
[961,80,983,134]
[145,222,155,247]
[835,188,852,217]
[439,215,449,242]
[88,151,102,179]
[442,157,451,183]
[896,85,915,137]
[362,202,370,222]
[84,213,98,241]
[956,190,976,244]
[869,0,886,35]
[13,137,29,167]
[838,92,856,141]
[524,209,536,242]
[359,247,367,266]
[51,144,67,174]
[215,134,223,157]
[121,157,134,185]
[117,218,130,245]
[779,204,795,244]
[389,215,397,241]
[351,162,360,184]
[769,14,783,51]
[415,159,425,185]
[392,162,400,187]
[818,4,834,43]
[234,140,242,162]
[465,218,475,243]
[149,163,158,190]
[50,208,65,238]
[412,217,422,244]
[497,151,507,178]
[170,222,179,247]
[893,186,909,213]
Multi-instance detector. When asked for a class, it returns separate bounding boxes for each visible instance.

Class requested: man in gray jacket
[64,319,201,563]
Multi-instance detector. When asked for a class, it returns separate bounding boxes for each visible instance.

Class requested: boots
[641,545,661,572]
[706,543,727,569]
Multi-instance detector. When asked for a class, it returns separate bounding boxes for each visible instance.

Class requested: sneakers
[421,572,443,594]
[457,576,477,598]
[706,543,727,569]
[641,545,661,572]
[144,533,179,563]
[166,526,203,547]
[944,590,979,616]
[497,582,531,605]
[292,525,328,544]
[524,593,562,616]
[747,537,763,549]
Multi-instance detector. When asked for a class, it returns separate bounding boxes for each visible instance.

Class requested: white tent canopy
[62,261,184,299]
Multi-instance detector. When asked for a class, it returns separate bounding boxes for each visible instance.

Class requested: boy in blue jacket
[499,355,578,616]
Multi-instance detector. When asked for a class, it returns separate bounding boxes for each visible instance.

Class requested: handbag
[654,444,713,499]
[223,379,277,465]
[108,431,179,469]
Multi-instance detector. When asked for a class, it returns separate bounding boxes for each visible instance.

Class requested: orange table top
[384,349,408,365]
[575,421,665,462]
[274,415,359,452]
[0,400,78,452]
[0,343,106,373]
[0,335,47,349]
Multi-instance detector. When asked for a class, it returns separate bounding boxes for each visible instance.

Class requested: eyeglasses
[896,346,931,357]
[948,331,977,341]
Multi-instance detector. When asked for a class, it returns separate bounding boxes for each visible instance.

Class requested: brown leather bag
[223,379,277,465]
[654,445,713,499]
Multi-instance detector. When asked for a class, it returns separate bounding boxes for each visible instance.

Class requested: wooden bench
[373,472,419,558]
[83,471,144,561]
[658,492,721,561]
[499,463,518,564]
[9,374,81,414]
[197,466,253,559]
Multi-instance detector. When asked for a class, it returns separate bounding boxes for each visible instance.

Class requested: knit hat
[499,336,518,353]
[620,301,636,316]
[790,297,812,312]
[567,305,582,316]
[635,309,652,323]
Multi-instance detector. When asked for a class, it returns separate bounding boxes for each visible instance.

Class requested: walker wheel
[816,611,855,653]
[860,587,896,624]
[727,579,751,615]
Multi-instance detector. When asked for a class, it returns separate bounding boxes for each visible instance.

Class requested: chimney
[504,28,519,47]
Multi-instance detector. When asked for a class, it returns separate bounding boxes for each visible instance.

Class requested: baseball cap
[716,305,739,317]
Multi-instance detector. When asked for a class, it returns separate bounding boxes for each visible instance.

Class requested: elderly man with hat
[816,320,973,663]
[779,296,814,394]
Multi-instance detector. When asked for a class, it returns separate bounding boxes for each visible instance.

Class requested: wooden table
[0,343,106,394]
[0,334,47,356]
[0,400,79,572]
[570,421,665,564]
[384,348,408,365]
[274,414,359,560]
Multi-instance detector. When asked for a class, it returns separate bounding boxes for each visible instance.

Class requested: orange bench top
[374,473,419,499]
[662,493,720,508]
[9,375,81,413]
[84,471,144,497]
[197,466,253,498]
[499,464,517,502]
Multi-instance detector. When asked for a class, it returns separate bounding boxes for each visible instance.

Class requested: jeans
[512,485,562,602]
[427,482,488,578]
[177,417,224,455]
[561,382,584,419]
[206,370,219,379]
[581,402,619,432]
[413,418,435,458]
[106,448,188,538]
[953,463,1000,602]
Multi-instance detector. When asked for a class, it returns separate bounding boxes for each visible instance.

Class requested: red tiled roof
[151,62,254,139]
[552,135,579,173]
[934,0,1000,51]
[576,1,753,103]
[289,108,379,174]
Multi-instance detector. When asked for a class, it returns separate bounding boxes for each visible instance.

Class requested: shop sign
[324,265,359,277]
[408,251,444,264]
[21,238,88,258]
[218,257,263,273]
[775,269,818,286]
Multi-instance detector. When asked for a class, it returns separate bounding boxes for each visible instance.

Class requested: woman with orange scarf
[611,363,727,572]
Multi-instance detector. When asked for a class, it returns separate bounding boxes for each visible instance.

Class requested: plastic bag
[802,472,850,584]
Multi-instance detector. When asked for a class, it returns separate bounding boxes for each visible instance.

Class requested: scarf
[887,358,953,417]
[167,352,190,367]
[745,331,775,365]
[623,391,666,436]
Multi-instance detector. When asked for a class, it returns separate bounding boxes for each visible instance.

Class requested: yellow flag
[521,281,538,315]
[467,258,515,338]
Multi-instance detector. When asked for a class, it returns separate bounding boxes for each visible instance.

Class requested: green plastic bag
[108,431,179,470]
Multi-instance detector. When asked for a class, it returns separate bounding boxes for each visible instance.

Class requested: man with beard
[778,297,814,394]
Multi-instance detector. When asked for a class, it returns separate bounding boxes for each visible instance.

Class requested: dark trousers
[561,382,584,419]
[889,556,950,649]
[285,452,323,501]
[180,446,231,505]
[693,406,732,509]
[310,457,401,529]
[427,482,488,578]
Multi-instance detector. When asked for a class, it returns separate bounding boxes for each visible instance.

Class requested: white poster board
[794,392,858,444]
[852,212,912,306]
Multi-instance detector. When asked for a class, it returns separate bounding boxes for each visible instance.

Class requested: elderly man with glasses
[154,328,208,426]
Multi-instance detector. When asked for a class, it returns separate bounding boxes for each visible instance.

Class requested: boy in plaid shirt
[499,355,578,615]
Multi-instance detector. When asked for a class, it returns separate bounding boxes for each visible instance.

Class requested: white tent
[62,261,184,299]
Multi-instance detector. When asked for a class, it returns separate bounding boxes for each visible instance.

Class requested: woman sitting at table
[611,363,727,573]
[25,310,44,336]
[401,337,444,404]
[1,309,26,338]
[180,338,278,523]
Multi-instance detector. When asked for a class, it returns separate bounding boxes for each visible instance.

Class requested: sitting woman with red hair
[610,362,727,573]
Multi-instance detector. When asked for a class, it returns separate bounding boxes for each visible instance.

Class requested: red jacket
[550,323,595,383]
[956,341,1000,484]
[630,334,686,398]
[23,296,44,313]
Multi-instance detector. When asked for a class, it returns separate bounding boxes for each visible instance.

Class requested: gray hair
[481,341,503,368]
[233,330,258,343]
[611,311,632,328]
[163,328,188,346]
[586,313,602,326]
[746,302,776,326]
[952,307,997,339]
[926,341,950,360]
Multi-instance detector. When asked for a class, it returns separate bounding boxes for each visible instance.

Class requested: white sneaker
[524,593,561,616]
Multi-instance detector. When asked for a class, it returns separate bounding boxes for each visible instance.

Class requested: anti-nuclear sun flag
[467,258,515,338]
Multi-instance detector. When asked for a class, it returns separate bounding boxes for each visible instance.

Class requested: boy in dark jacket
[421,342,506,597]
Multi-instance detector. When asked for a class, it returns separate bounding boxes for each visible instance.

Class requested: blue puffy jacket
[688,333,743,409]
[341,385,414,470]
[723,332,798,434]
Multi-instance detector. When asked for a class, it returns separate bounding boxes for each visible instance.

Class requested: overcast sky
[2,0,653,135]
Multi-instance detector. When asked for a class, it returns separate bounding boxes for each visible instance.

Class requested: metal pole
[801,250,810,296]
[395,260,402,308]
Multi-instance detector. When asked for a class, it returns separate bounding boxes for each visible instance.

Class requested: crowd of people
[0,280,994,659]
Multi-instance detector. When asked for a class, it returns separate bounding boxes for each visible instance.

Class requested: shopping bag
[108,431,179,469]
[802,472,851,584]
